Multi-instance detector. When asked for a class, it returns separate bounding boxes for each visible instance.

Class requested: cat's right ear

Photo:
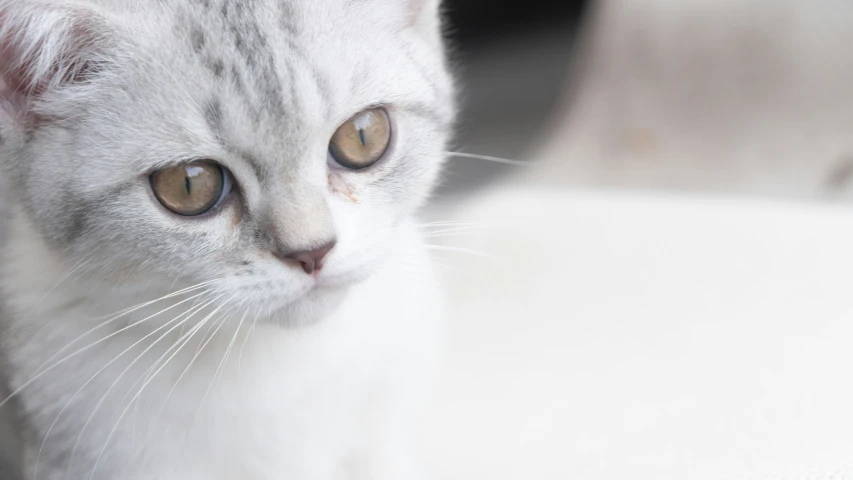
[407,0,444,50]
[0,1,112,127]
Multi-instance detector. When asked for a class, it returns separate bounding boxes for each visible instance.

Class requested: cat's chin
[262,284,350,328]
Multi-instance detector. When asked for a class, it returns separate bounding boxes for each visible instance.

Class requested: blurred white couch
[425,187,853,480]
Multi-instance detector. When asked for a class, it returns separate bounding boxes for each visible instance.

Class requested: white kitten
[0,0,454,478]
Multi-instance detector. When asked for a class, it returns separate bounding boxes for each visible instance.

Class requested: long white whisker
[36,295,214,480]
[0,287,216,412]
[215,311,246,388]
[237,310,262,381]
[414,221,485,228]
[192,304,226,356]
[422,226,484,235]
[186,314,235,435]
[4,256,93,343]
[426,258,466,274]
[148,302,242,435]
[64,294,227,479]
[445,151,530,167]
[89,298,237,480]
[204,311,247,443]
[115,305,217,479]
[423,244,497,260]
[102,300,234,432]
[421,226,488,239]
[33,256,94,308]
[23,279,221,382]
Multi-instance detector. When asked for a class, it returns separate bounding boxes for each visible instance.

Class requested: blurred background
[424,1,853,479]
[438,0,589,195]
[440,0,853,202]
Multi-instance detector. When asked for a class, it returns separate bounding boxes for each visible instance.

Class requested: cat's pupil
[359,129,367,147]
[184,177,191,196]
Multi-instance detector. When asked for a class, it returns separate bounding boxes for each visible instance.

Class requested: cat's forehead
[55,0,452,187]
[135,0,445,146]
[167,0,420,77]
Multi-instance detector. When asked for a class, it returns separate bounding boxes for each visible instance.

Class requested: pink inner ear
[0,35,30,114]
[0,12,41,103]
[0,4,106,106]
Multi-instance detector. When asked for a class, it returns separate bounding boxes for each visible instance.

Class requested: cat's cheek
[328,172,359,204]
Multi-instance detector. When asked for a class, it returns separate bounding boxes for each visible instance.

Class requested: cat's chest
[130,279,434,478]
[12,236,441,479]
[93,330,372,479]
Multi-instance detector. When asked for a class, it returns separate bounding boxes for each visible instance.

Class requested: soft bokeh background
[442,0,853,201]
[437,0,587,196]
[426,1,853,479]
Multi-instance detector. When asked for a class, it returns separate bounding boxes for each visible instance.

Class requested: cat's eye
[329,108,392,170]
[151,161,229,216]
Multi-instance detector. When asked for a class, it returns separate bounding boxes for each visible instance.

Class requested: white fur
[0,0,453,478]
[4,209,443,480]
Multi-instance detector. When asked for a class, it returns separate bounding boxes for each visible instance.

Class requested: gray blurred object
[532,0,853,201]
[437,9,582,197]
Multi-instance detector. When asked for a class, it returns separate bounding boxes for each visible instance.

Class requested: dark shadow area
[437,0,591,197]
[446,1,588,45]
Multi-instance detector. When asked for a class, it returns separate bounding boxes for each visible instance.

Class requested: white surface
[424,186,853,479]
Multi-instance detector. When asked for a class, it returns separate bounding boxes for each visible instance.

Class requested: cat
[0,0,455,478]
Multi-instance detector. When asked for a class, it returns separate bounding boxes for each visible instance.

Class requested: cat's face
[0,0,454,321]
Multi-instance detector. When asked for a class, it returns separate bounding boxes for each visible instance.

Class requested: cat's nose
[284,240,337,275]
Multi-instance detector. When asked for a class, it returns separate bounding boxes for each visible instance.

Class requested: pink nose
[285,241,336,274]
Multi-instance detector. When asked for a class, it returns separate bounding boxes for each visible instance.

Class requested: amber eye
[329,108,392,170]
[151,161,226,216]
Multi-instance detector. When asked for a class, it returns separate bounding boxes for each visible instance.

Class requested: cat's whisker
[103,300,236,434]
[422,225,485,233]
[421,226,487,238]
[32,256,94,308]
[178,289,209,338]
[238,309,262,381]
[216,311,247,386]
[423,244,497,260]
[145,317,220,436]
[428,258,466,274]
[64,294,227,479]
[91,299,237,479]
[149,302,244,435]
[423,233,477,240]
[5,255,95,341]
[414,221,485,228]
[0,287,216,411]
[185,312,232,440]
[90,278,224,322]
[444,151,531,167]
[36,296,215,480]
[204,310,248,440]
[192,301,229,355]
[26,279,223,380]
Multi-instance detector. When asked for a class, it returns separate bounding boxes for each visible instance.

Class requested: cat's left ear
[408,0,444,49]
[0,1,114,129]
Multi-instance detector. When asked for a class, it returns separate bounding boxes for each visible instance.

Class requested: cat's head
[0,0,454,321]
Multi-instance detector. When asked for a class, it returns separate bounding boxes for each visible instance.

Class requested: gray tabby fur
[0,0,454,478]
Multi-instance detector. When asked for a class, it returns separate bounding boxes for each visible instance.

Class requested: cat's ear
[408,0,444,49]
[0,1,112,122]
